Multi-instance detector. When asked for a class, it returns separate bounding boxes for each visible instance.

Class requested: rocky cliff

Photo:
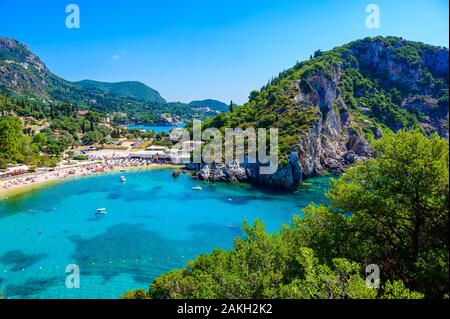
[0,37,54,98]
[195,37,449,190]
[196,152,303,189]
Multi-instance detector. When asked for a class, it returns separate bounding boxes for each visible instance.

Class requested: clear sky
[0,0,448,104]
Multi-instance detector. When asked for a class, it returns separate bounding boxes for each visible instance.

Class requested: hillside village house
[77,110,89,116]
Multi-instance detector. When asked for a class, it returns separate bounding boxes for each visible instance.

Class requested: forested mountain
[197,36,449,189]
[0,37,196,120]
[76,80,166,104]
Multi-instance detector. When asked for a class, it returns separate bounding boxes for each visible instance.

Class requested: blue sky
[0,0,448,104]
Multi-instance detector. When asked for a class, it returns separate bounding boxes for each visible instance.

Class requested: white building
[128,151,154,159]
[145,145,169,156]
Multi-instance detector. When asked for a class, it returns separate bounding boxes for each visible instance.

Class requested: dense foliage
[0,95,112,166]
[121,131,448,299]
[46,81,202,125]
[320,130,449,297]
[0,115,59,168]
[76,80,167,104]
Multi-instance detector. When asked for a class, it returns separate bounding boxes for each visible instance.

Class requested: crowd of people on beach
[1,164,99,190]
[0,156,168,191]
[94,155,156,169]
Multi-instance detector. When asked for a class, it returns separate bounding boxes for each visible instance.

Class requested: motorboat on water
[192,186,202,191]
[120,176,126,183]
[95,208,107,219]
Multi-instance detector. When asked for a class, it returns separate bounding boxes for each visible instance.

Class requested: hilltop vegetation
[203,36,448,160]
[76,80,167,104]
[123,130,449,299]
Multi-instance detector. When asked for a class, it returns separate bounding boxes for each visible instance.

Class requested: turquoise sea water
[0,170,330,299]
[127,123,186,133]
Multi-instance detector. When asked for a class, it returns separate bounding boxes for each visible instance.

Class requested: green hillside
[203,36,448,159]
[76,80,166,104]
[0,37,205,123]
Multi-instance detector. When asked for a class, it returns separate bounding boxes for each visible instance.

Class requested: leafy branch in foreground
[121,219,422,299]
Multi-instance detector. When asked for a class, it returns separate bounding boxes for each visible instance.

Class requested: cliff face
[196,37,449,190]
[196,66,371,189]
[292,66,370,179]
[0,37,53,98]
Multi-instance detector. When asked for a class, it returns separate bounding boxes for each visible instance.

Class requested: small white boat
[95,208,107,219]
[192,186,202,191]
[120,176,126,183]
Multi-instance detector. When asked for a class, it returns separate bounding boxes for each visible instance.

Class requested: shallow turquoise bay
[0,170,330,299]
[127,123,186,133]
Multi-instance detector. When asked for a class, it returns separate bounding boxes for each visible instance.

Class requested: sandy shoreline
[0,161,183,198]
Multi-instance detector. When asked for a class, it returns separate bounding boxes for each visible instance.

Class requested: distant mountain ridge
[0,37,167,107]
[76,80,166,104]
[189,99,229,112]
[0,37,229,124]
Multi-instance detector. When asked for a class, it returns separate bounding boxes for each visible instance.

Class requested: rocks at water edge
[172,170,181,178]
[195,152,302,190]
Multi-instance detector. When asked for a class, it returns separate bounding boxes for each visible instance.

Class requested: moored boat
[95,208,107,219]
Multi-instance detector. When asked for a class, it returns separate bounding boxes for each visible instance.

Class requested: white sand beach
[0,158,182,196]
